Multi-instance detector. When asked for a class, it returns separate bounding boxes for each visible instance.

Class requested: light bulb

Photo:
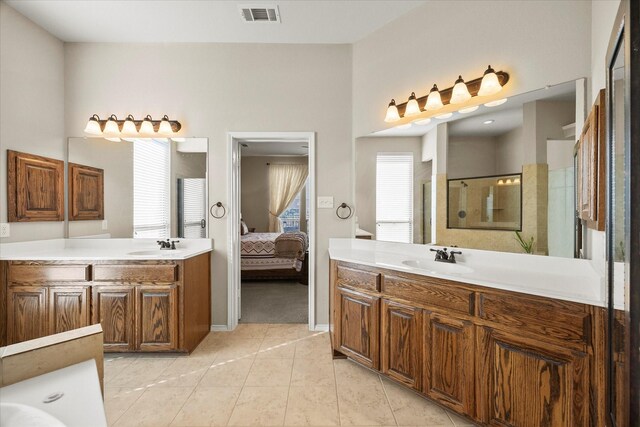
[412,117,431,126]
[458,105,479,114]
[103,114,120,134]
[506,179,512,184]
[478,65,503,96]
[158,115,174,135]
[514,177,521,184]
[435,112,453,120]
[484,98,508,107]
[450,75,471,104]
[404,92,421,117]
[425,84,444,110]
[84,114,102,135]
[122,115,138,135]
[384,99,401,122]
[498,179,504,185]
[140,115,155,134]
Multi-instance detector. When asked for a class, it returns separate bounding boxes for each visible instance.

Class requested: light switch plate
[102,219,108,230]
[0,223,10,238]
[318,196,334,209]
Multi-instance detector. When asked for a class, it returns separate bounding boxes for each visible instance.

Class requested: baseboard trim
[210,325,230,332]
[313,324,329,332]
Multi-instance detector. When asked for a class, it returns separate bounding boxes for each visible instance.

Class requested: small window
[133,139,170,238]
[376,153,413,243]
[280,180,308,232]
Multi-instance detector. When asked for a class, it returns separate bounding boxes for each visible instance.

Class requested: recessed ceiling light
[435,112,453,120]
[396,123,412,129]
[484,98,507,107]
[412,118,432,126]
[483,120,495,125]
[458,106,479,114]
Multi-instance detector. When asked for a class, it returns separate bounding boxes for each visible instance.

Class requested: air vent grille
[239,5,280,23]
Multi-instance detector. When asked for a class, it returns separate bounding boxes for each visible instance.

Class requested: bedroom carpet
[240,280,308,324]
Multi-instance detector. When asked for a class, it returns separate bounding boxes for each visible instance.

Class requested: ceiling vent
[239,5,280,23]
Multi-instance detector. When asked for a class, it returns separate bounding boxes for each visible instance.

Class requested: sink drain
[43,392,64,403]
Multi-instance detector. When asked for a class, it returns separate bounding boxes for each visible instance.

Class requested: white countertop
[0,238,213,261]
[0,360,107,427]
[329,238,607,308]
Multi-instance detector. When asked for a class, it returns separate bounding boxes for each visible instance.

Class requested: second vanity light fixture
[384,65,510,123]
[84,114,182,141]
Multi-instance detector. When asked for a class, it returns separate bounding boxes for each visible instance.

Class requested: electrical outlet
[102,219,108,230]
[318,196,334,209]
[0,223,10,238]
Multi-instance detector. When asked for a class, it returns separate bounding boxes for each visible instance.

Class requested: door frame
[227,131,316,331]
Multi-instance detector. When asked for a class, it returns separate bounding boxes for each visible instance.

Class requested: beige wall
[447,136,497,180]
[496,127,524,175]
[0,2,65,243]
[64,43,353,327]
[67,138,133,238]
[240,156,307,233]
[355,137,431,244]
[353,1,591,137]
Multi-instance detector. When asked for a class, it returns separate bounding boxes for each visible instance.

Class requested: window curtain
[268,164,309,232]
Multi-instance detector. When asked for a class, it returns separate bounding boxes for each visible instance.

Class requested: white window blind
[376,153,413,243]
[179,178,206,238]
[133,139,170,238]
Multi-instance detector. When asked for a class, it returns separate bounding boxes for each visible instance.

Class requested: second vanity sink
[127,250,184,257]
[402,259,474,275]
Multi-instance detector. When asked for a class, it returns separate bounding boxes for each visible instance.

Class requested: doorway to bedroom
[227,132,315,330]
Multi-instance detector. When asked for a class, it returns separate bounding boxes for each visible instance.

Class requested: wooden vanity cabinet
[330,260,604,427]
[1,253,211,353]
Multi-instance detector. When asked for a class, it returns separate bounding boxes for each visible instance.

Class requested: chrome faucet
[157,239,180,250]
[429,247,462,263]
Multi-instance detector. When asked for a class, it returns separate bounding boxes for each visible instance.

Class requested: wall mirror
[66,137,208,239]
[356,80,579,257]
[447,174,522,231]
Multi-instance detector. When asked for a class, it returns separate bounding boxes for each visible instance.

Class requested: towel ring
[210,202,226,219]
[336,203,352,220]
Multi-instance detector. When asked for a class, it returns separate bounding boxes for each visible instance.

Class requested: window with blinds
[133,139,170,238]
[376,153,414,243]
[178,178,207,238]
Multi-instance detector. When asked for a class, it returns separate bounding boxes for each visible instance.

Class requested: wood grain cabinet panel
[423,311,475,416]
[336,264,381,292]
[477,327,589,427]
[8,264,90,283]
[92,285,135,351]
[93,264,178,283]
[336,287,380,369]
[381,299,422,389]
[137,285,178,351]
[383,274,473,315]
[48,286,90,335]
[7,286,48,344]
[7,150,64,222]
[68,163,104,221]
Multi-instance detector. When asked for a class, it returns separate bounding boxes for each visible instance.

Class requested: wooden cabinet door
[93,285,135,351]
[335,287,380,369]
[381,299,422,389]
[68,163,104,221]
[7,286,47,344]
[49,286,91,335]
[423,311,475,416]
[137,285,178,351]
[476,326,589,427]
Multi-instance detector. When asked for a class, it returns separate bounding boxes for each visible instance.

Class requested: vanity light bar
[384,66,510,123]
[84,114,182,137]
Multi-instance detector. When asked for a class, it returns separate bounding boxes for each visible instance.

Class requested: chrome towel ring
[336,203,352,219]
[210,202,226,219]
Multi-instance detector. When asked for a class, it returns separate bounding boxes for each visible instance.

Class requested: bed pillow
[240,220,249,235]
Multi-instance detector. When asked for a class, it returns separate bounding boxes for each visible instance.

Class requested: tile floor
[103,324,477,427]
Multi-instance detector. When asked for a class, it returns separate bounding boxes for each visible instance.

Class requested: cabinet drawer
[336,263,381,292]
[8,264,90,283]
[93,264,178,283]
[478,292,589,347]
[383,274,473,315]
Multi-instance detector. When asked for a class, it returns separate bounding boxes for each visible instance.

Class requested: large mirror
[356,80,578,257]
[67,137,208,239]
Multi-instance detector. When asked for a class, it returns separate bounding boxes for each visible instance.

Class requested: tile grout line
[332,357,344,426]
[378,374,400,427]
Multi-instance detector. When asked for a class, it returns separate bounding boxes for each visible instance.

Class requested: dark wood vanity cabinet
[1,253,211,353]
[330,260,604,427]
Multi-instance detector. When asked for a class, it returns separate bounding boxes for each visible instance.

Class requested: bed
[241,231,309,285]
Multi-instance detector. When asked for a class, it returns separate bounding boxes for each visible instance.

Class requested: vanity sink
[127,250,184,257]
[0,402,66,427]
[402,259,474,275]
